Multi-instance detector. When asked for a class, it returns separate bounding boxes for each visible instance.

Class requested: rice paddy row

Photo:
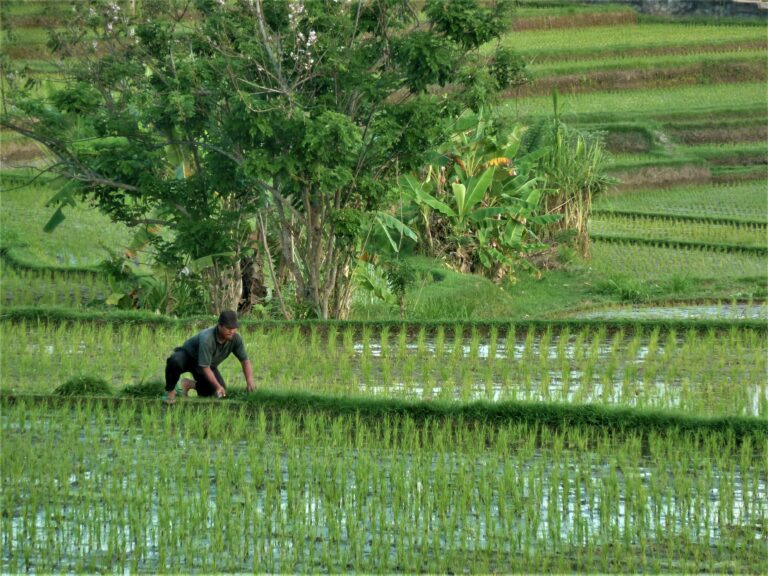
[2,397,765,574]
[1,264,111,308]
[2,320,765,417]
[588,215,767,249]
[587,240,766,283]
[594,181,768,221]
[507,81,765,120]
[503,22,767,59]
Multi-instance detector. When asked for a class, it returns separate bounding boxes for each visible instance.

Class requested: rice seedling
[53,375,112,397]
[500,23,768,59]
[594,180,768,221]
[586,240,768,281]
[0,263,113,308]
[588,214,768,249]
[2,319,765,418]
[505,82,766,119]
[2,397,764,573]
[529,50,767,77]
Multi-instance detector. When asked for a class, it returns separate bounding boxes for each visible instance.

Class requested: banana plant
[404,166,496,230]
[401,113,559,278]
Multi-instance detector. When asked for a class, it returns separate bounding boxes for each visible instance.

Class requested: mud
[516,61,767,97]
[669,125,768,145]
[609,165,712,192]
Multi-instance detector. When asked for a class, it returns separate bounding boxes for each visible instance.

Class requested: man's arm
[241,359,255,392]
[201,366,226,397]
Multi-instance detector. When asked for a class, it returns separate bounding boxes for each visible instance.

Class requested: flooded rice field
[2,401,766,573]
[4,321,767,417]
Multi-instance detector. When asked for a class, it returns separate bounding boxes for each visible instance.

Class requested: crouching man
[164,310,254,403]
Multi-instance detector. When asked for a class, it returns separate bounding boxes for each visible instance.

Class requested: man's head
[217,310,239,341]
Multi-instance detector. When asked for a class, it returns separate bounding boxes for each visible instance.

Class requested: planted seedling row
[2,398,765,574]
[2,321,765,417]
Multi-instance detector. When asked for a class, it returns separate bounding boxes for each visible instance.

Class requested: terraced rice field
[1,1,767,574]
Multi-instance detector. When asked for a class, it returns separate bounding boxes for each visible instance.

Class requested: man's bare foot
[181,379,195,396]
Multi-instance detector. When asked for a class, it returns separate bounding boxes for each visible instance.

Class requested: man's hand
[215,385,227,398]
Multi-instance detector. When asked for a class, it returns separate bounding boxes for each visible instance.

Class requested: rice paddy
[2,320,765,417]
[507,82,766,119]
[2,397,766,574]
[1,264,111,308]
[588,215,767,248]
[587,240,767,280]
[593,181,768,222]
[1,0,767,573]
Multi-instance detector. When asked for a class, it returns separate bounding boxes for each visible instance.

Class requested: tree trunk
[238,250,268,315]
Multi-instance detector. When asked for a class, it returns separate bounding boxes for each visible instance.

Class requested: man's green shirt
[180,327,248,368]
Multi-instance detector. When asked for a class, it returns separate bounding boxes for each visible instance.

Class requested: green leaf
[468,207,507,222]
[45,180,79,208]
[376,212,418,242]
[529,214,563,225]
[525,188,542,207]
[416,188,455,217]
[106,293,125,306]
[462,167,495,217]
[452,182,467,219]
[43,207,66,233]
[503,221,524,246]
[188,252,237,273]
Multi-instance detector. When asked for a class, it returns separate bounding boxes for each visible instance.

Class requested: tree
[2,0,517,318]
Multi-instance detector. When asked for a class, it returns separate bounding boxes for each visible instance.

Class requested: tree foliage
[2,0,518,318]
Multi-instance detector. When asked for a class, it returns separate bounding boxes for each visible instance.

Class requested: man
[164,310,254,403]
